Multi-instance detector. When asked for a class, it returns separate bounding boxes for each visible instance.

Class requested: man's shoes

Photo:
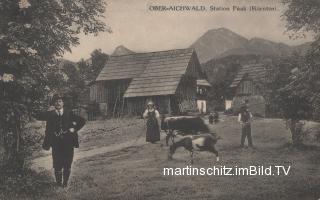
[62,169,71,188]
[54,170,62,187]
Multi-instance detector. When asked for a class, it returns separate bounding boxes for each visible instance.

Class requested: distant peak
[217,27,231,31]
[116,45,127,49]
[207,27,234,33]
[112,45,135,56]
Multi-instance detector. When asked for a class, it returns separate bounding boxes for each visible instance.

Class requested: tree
[278,0,320,145]
[282,0,320,116]
[282,0,320,46]
[90,49,109,78]
[0,0,110,171]
[78,49,109,82]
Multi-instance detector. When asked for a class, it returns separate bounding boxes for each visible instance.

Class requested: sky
[63,0,313,62]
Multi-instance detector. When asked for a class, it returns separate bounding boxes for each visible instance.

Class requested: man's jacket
[35,110,85,150]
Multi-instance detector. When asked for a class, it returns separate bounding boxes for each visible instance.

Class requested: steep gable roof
[96,53,149,81]
[230,64,266,88]
[124,48,196,98]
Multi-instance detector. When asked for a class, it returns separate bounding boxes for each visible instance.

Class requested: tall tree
[282,0,320,110]
[0,0,110,171]
[278,0,320,145]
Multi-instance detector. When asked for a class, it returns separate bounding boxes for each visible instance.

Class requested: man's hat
[51,94,63,104]
[147,101,155,107]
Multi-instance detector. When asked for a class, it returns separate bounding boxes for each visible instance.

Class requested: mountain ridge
[190,28,311,63]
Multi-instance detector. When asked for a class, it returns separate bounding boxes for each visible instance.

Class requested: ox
[161,116,210,146]
[161,116,220,164]
[168,134,219,164]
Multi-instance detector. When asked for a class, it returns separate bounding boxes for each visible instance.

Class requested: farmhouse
[230,63,267,116]
[90,48,207,116]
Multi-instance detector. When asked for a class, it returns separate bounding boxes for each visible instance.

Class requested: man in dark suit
[35,94,85,187]
[238,105,253,148]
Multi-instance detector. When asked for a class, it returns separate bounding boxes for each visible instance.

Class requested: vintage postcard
[1,0,319,199]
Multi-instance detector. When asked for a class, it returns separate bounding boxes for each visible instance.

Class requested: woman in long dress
[143,101,160,143]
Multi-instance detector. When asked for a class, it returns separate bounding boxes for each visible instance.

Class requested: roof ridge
[241,63,265,67]
[109,48,194,58]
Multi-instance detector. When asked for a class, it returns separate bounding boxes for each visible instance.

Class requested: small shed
[230,64,267,116]
[91,48,207,116]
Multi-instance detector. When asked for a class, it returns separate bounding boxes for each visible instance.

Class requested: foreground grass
[65,116,320,200]
[0,169,64,200]
[3,116,320,200]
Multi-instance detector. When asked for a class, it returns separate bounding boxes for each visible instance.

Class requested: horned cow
[168,134,220,164]
[161,116,210,145]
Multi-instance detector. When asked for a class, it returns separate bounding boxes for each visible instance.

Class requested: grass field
[11,115,320,200]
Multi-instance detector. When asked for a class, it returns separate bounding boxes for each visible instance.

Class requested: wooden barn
[90,48,206,116]
[230,64,267,116]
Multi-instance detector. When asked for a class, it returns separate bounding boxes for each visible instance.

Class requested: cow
[168,134,220,164]
[161,115,210,146]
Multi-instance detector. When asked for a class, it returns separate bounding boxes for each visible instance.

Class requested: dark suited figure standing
[35,94,85,187]
[238,105,253,148]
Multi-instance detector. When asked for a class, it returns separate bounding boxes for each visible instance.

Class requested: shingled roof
[124,48,196,98]
[96,52,149,81]
[230,64,266,88]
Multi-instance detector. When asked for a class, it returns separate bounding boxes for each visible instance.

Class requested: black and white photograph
[1,0,320,199]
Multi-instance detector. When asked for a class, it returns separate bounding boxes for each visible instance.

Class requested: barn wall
[126,96,170,116]
[105,80,131,116]
[233,77,265,116]
[232,95,266,117]
[185,52,201,78]
[90,79,131,116]
[0,138,4,168]
[175,76,197,114]
[236,78,262,97]
[90,81,107,103]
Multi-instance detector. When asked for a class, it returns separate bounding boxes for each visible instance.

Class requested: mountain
[111,45,135,56]
[191,28,311,63]
[190,28,248,63]
[218,37,292,58]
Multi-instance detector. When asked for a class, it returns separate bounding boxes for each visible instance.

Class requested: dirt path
[31,138,145,171]
[31,133,167,172]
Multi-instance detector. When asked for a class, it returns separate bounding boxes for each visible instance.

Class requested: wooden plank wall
[105,80,130,116]
[90,80,131,116]
[175,76,197,113]
[126,96,170,116]
[90,81,107,103]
